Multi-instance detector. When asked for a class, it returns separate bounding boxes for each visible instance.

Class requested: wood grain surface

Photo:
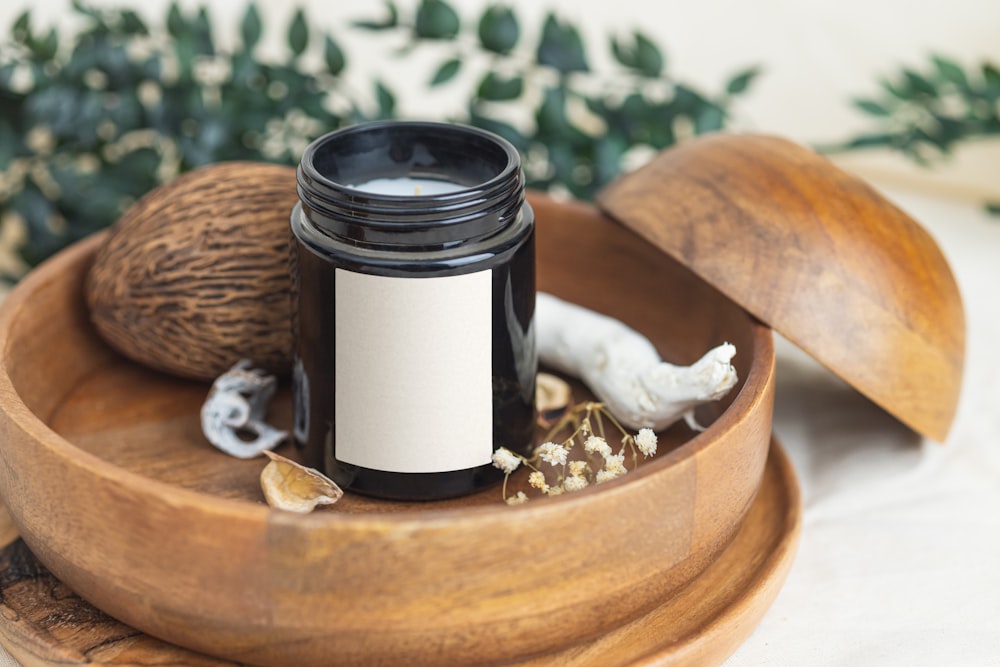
[0,194,776,666]
[598,134,965,442]
[0,442,800,667]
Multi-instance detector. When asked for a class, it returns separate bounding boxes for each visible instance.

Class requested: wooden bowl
[599,134,965,441]
[0,195,775,667]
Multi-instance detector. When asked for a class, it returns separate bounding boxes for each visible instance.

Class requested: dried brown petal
[536,372,572,428]
[260,450,343,512]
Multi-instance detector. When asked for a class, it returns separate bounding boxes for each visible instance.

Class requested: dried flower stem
[492,400,658,504]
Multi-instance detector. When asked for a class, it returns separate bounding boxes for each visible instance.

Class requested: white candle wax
[350,177,465,197]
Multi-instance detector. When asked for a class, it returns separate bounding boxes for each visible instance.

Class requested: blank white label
[334,268,493,473]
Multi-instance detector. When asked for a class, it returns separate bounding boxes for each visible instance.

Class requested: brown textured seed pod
[86,161,298,381]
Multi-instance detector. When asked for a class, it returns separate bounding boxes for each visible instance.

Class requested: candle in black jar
[290,121,537,500]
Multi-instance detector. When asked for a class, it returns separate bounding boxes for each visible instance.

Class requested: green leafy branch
[0,1,359,267]
[826,54,1000,215]
[353,0,760,198]
[0,0,759,273]
[829,54,1000,163]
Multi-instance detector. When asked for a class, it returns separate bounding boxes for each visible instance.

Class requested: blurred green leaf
[903,69,937,98]
[537,14,588,73]
[0,121,18,167]
[70,1,102,21]
[854,98,891,116]
[119,9,148,35]
[611,32,661,77]
[931,55,967,87]
[166,2,185,39]
[725,67,760,95]
[467,104,526,149]
[288,9,309,57]
[476,72,523,101]
[192,7,214,56]
[983,63,1000,99]
[415,0,460,40]
[241,3,262,52]
[478,5,518,54]
[694,104,725,133]
[324,35,346,76]
[29,27,58,60]
[536,85,569,136]
[353,1,399,30]
[375,80,395,118]
[844,132,896,149]
[12,11,30,43]
[430,58,461,86]
[633,32,662,77]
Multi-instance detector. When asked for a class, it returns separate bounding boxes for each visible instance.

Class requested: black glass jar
[289,121,536,501]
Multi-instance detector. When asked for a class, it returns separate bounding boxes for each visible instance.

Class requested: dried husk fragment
[536,372,572,428]
[260,450,343,512]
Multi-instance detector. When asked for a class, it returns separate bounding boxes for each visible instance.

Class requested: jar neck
[296,122,525,250]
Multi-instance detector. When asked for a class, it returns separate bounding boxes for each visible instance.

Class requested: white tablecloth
[0,185,997,667]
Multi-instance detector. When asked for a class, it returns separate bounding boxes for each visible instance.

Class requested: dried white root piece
[536,292,738,431]
[260,450,343,512]
[201,359,288,458]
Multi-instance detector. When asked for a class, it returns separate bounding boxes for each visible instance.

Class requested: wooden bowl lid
[597,134,965,442]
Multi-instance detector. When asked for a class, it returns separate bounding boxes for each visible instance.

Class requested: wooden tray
[0,439,800,666]
[0,195,778,666]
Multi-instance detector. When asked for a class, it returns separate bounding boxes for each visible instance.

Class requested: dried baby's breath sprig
[492,400,661,504]
[564,474,588,492]
[537,442,569,467]
[636,427,658,457]
[506,491,529,505]
[491,447,522,474]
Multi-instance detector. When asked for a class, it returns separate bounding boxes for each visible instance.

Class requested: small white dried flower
[636,428,658,457]
[603,453,627,475]
[580,420,591,435]
[528,471,549,490]
[537,441,568,466]
[491,447,522,474]
[563,475,589,492]
[568,460,588,477]
[596,468,626,484]
[584,435,611,456]
[506,491,529,505]
[545,485,565,496]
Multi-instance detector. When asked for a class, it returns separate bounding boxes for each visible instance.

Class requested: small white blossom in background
[537,442,568,467]
[636,428,658,457]
[490,401,666,504]
[596,469,624,484]
[603,453,627,476]
[491,447,522,474]
[506,491,528,505]
[584,435,611,457]
[528,471,549,491]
